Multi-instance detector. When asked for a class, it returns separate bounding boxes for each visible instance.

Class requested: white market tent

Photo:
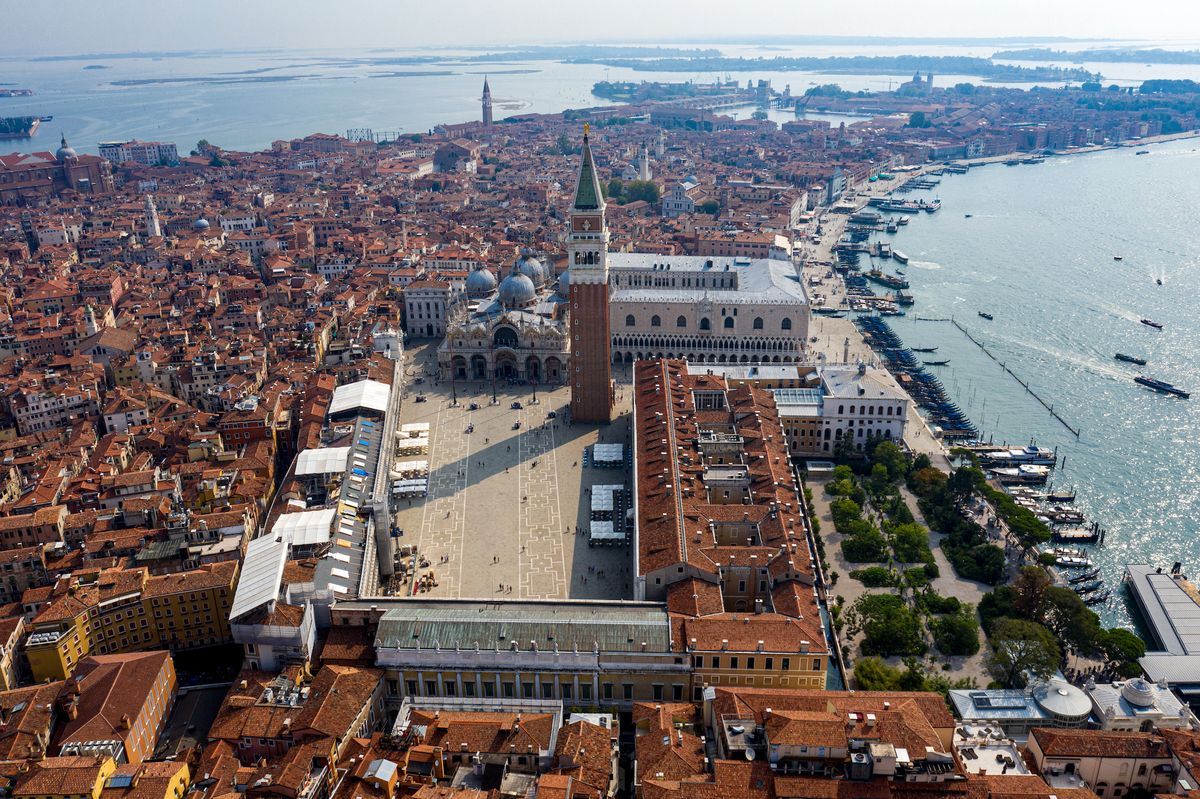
[393,460,429,477]
[295,446,352,477]
[330,379,391,417]
[589,521,622,541]
[591,485,623,513]
[270,507,338,548]
[593,443,624,465]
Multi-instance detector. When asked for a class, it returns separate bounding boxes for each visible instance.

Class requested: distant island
[111,74,319,87]
[996,47,1200,64]
[568,54,1098,83]
[0,116,40,138]
[592,79,739,103]
[83,64,110,70]
[465,45,721,62]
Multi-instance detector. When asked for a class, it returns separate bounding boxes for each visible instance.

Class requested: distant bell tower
[144,194,161,239]
[482,77,493,127]
[568,124,614,424]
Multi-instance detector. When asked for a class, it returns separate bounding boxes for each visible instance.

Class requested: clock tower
[568,125,614,424]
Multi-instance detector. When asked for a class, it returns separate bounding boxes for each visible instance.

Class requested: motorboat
[978,311,994,320]
[1052,526,1100,543]
[1135,376,1190,399]
[980,445,1057,467]
[990,464,1051,484]
[1044,488,1076,503]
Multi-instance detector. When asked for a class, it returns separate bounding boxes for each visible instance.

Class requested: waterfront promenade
[798,180,951,471]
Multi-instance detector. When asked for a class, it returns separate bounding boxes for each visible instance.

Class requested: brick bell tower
[568,124,614,424]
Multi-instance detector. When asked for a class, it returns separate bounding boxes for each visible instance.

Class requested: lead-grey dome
[1033,678,1092,720]
[56,134,77,161]
[557,268,570,294]
[466,266,497,298]
[1121,678,1156,708]
[498,270,536,309]
[516,254,545,287]
[192,217,210,231]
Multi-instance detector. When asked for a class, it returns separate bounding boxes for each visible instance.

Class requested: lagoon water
[6,41,1200,155]
[878,139,1200,626]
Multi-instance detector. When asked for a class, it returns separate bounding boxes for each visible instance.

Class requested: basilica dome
[465,266,497,298]
[498,270,537,309]
[557,268,570,294]
[516,253,545,287]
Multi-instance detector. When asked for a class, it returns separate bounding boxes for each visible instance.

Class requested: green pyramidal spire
[573,125,604,211]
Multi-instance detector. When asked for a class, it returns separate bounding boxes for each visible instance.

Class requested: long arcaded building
[632,358,832,698]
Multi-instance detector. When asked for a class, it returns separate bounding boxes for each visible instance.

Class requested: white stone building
[608,253,809,366]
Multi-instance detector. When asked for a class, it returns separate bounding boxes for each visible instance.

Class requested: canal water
[875,138,1200,627]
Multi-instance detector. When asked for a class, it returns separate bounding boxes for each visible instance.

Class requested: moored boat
[1068,567,1101,584]
[981,445,1056,467]
[1053,526,1100,543]
[990,464,1051,484]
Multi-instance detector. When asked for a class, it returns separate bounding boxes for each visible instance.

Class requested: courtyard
[388,342,636,601]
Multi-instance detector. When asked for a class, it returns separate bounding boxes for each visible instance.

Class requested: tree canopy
[846,594,926,657]
[988,618,1061,687]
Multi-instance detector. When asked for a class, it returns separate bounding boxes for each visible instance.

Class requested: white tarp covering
[271,507,337,547]
[295,446,351,476]
[589,520,622,540]
[230,533,290,618]
[330,379,391,417]
[593,443,624,464]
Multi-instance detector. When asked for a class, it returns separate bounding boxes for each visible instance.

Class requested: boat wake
[906,259,942,270]
[994,332,1137,382]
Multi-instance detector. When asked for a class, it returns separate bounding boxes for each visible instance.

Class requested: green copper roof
[573,132,604,211]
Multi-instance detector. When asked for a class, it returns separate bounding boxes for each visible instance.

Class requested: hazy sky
[4,0,1200,55]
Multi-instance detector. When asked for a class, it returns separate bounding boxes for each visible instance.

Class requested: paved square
[389,343,635,601]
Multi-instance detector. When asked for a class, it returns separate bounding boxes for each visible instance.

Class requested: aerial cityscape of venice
[1,2,1200,798]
